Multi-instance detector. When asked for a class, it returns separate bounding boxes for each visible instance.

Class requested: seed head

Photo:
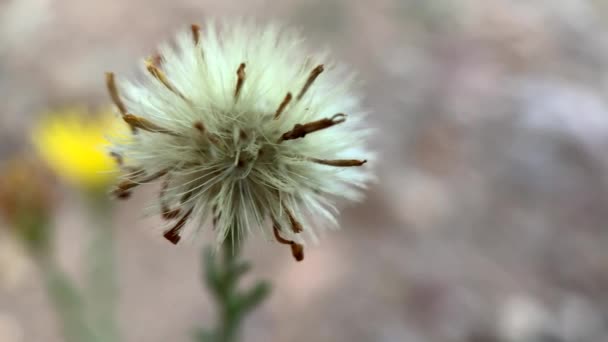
[107,21,374,261]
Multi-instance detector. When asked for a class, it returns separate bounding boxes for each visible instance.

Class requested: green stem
[84,194,120,342]
[198,231,270,342]
[217,233,239,342]
[40,260,99,342]
[24,214,97,342]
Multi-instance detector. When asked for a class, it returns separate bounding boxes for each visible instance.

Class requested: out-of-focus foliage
[0,158,54,251]
[3,0,608,341]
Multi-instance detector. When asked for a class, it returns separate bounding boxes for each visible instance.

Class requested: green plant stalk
[17,209,96,342]
[198,231,271,342]
[216,236,240,342]
[84,193,120,342]
[41,260,99,342]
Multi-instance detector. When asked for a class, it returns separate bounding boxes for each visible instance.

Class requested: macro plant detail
[106,22,373,261]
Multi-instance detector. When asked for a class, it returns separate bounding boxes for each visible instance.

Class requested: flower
[106,21,374,261]
[32,107,128,191]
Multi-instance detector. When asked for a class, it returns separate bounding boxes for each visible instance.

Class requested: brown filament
[122,114,178,136]
[145,59,189,101]
[278,113,346,142]
[115,190,131,200]
[308,158,367,167]
[274,93,293,119]
[285,206,303,233]
[290,244,304,262]
[234,63,246,100]
[296,64,324,101]
[193,121,220,144]
[163,207,193,245]
[273,222,304,262]
[112,169,168,198]
[162,208,181,220]
[109,152,124,166]
[105,72,127,116]
[150,53,163,67]
[191,24,201,44]
[193,121,205,133]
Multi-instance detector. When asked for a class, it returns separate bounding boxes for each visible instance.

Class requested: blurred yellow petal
[32,107,129,190]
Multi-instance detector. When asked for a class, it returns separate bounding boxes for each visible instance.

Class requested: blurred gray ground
[3,0,608,341]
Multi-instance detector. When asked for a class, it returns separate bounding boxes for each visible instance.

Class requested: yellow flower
[32,107,128,190]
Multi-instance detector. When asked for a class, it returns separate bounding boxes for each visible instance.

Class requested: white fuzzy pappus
[106,21,374,261]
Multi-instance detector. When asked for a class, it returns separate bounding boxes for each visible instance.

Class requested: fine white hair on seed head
[106,21,374,262]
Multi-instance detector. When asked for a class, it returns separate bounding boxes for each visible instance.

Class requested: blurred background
[2,0,608,341]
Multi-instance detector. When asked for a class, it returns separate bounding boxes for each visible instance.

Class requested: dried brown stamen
[308,158,367,167]
[112,180,137,198]
[162,208,181,220]
[285,206,303,233]
[145,58,189,101]
[160,176,181,220]
[115,190,131,200]
[112,169,168,199]
[274,92,293,119]
[150,53,163,67]
[193,121,220,144]
[296,64,324,101]
[290,243,304,262]
[273,222,304,262]
[234,63,246,100]
[122,114,178,136]
[105,72,127,116]
[239,129,248,140]
[191,24,201,44]
[163,207,193,244]
[109,151,123,166]
[193,121,205,133]
[278,113,346,142]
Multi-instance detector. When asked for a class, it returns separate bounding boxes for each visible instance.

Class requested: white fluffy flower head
[107,21,373,261]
